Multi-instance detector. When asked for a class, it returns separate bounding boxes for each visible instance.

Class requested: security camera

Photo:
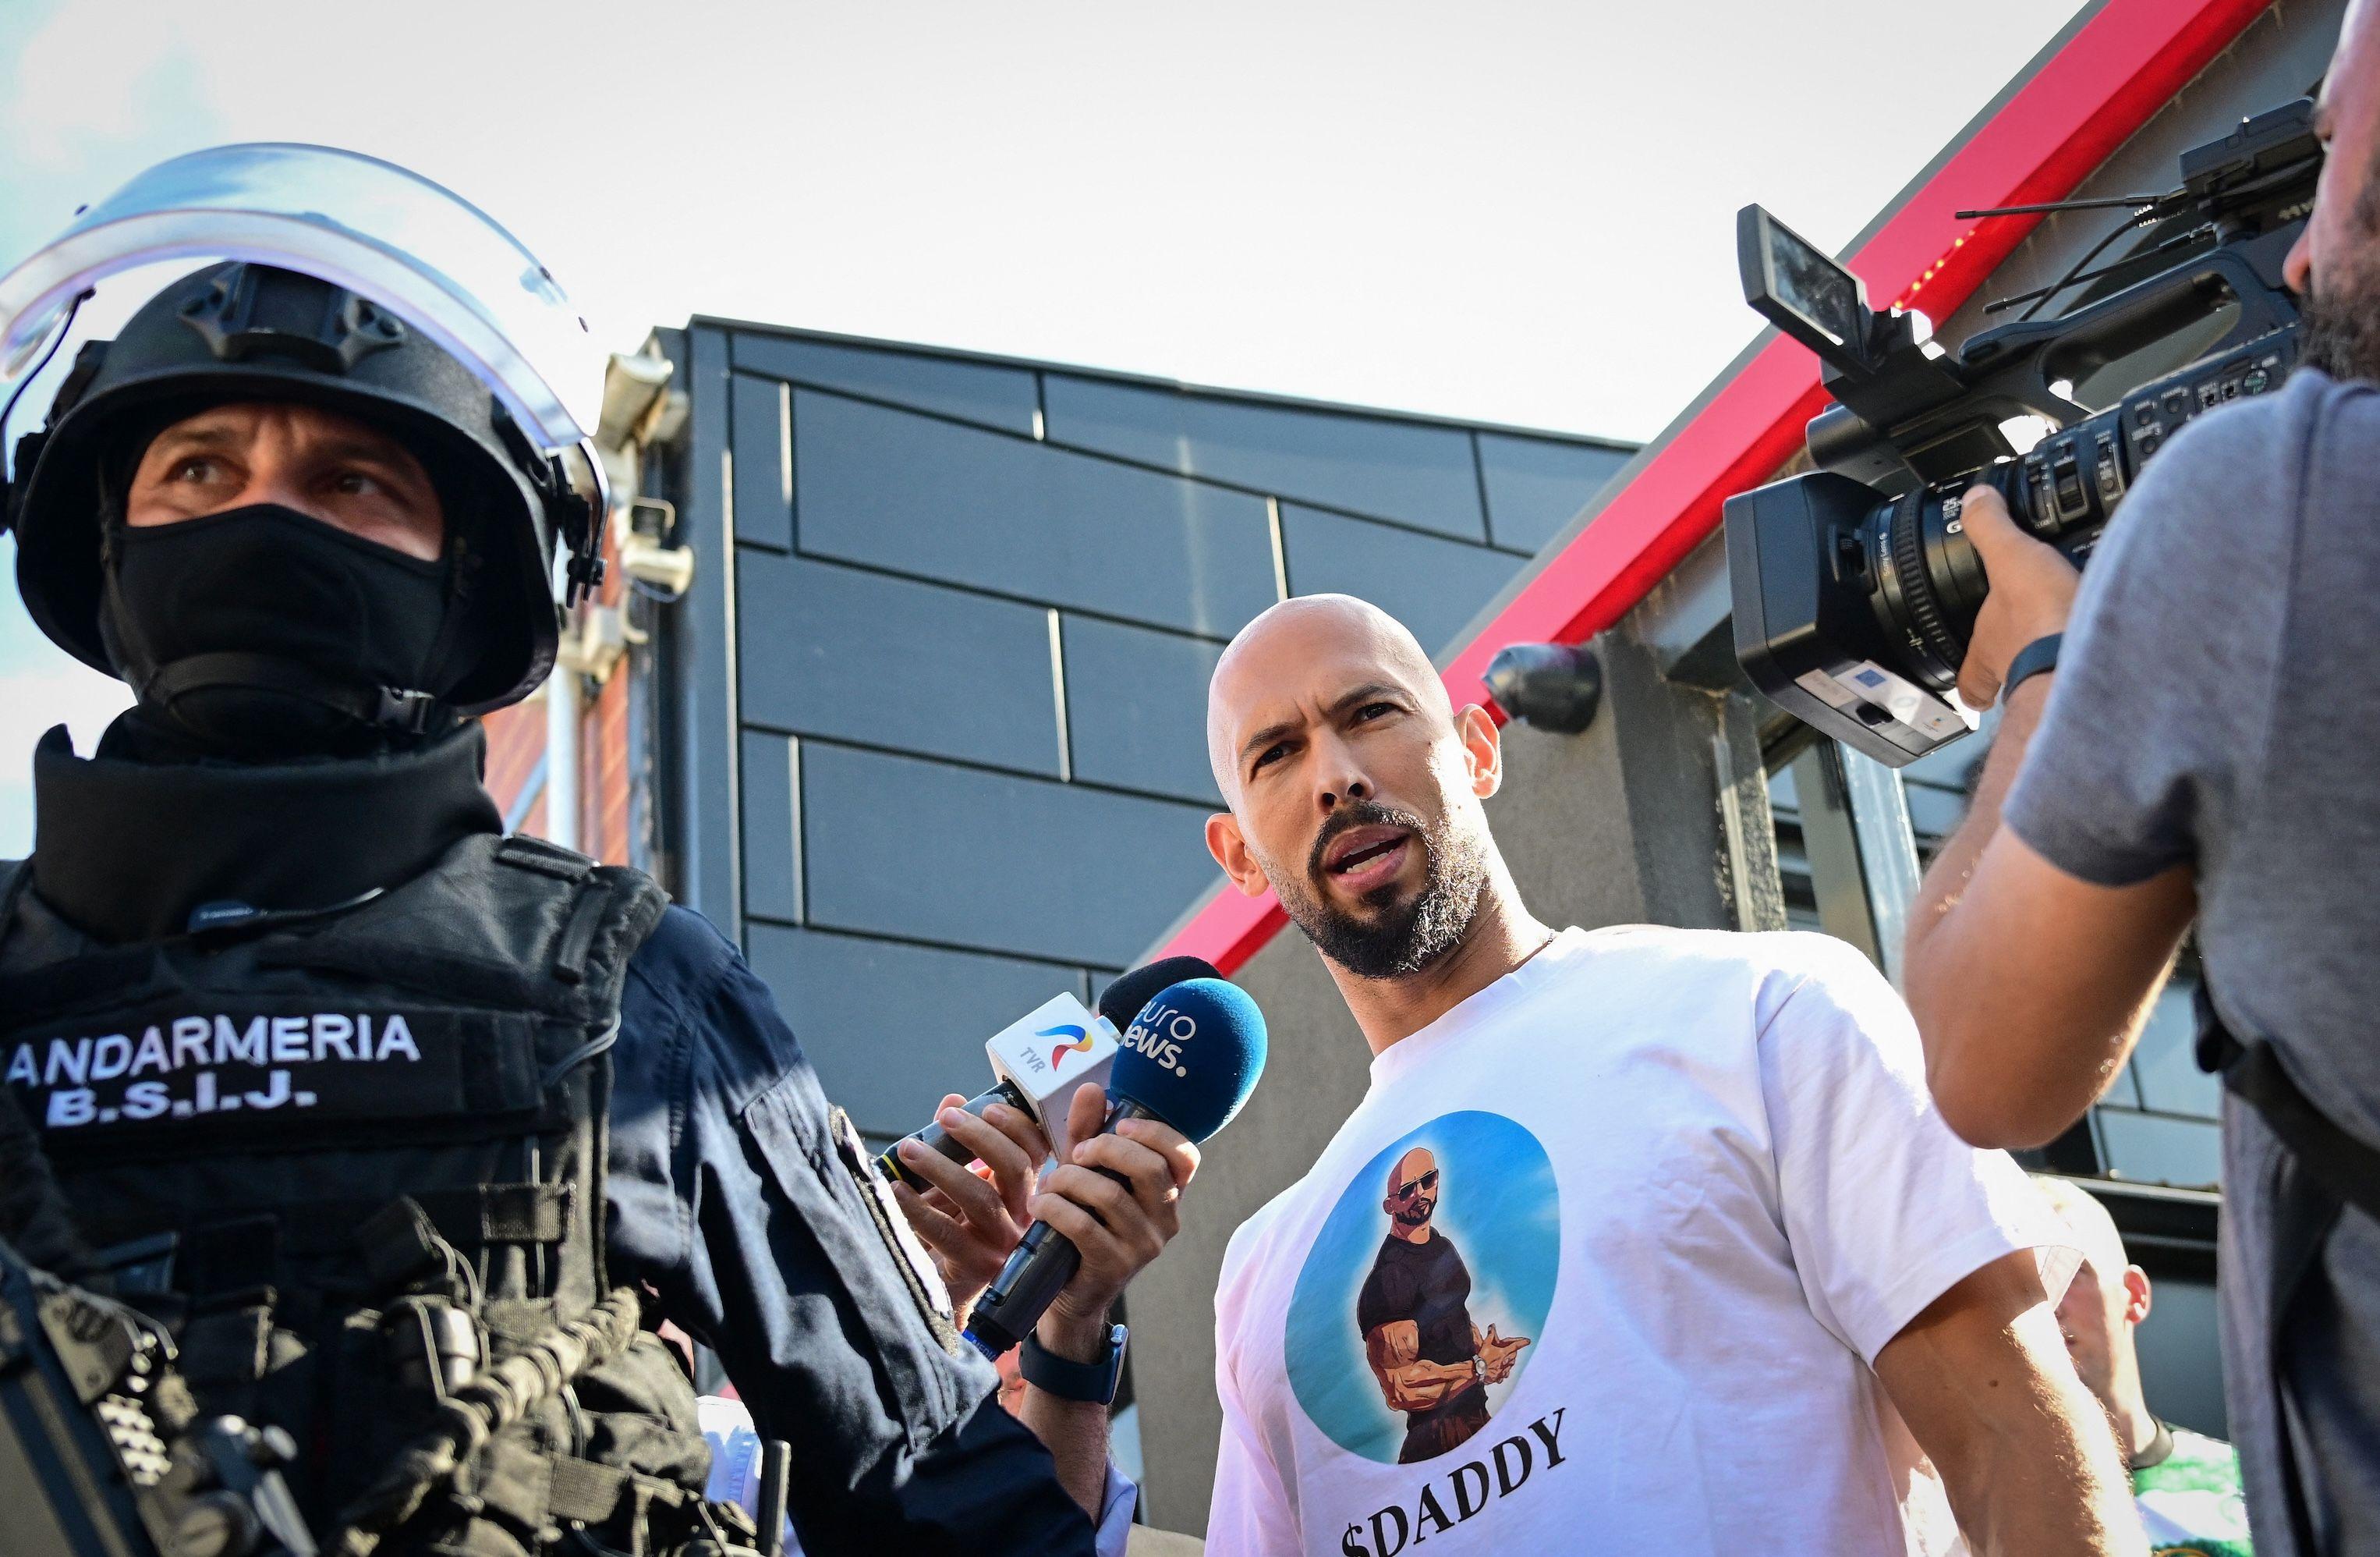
[617,498,694,600]
[1484,642,1602,734]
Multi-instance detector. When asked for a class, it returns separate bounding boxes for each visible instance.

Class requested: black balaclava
[92,407,491,761]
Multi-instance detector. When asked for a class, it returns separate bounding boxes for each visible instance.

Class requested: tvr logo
[1038,1023,1098,1072]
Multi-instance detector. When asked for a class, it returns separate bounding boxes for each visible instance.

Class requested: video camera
[1726,98,2322,764]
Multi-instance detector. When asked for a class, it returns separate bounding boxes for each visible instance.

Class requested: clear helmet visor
[0,142,603,456]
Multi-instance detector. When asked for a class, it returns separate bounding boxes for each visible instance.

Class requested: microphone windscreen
[1096,956,1224,1033]
[1111,977,1266,1144]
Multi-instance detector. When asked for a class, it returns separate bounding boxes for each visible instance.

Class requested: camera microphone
[876,956,1220,1190]
[962,976,1266,1359]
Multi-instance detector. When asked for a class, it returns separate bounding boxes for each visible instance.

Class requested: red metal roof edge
[1160,0,2276,977]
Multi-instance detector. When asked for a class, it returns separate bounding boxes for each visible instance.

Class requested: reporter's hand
[1955,484,2081,709]
[1032,1084,1200,1357]
[888,1093,1050,1314]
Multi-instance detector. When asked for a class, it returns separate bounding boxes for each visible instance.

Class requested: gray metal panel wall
[661,321,1632,1152]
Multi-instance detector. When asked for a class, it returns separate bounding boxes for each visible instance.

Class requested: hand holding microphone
[962,977,1268,1359]
[887,1092,1055,1307]
[1025,1080,1201,1337]
[893,1080,1202,1325]
[884,958,1223,1311]
[876,956,1220,1192]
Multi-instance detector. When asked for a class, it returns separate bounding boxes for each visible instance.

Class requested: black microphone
[1097,957,1226,1032]
[877,956,1220,1190]
[962,976,1267,1358]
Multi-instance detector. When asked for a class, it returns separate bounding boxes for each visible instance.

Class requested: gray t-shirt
[2005,365,2380,1555]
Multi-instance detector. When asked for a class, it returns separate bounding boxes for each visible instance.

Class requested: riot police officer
[0,215,1130,1551]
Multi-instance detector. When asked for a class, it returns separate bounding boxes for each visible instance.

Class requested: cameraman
[1903,7,2380,1553]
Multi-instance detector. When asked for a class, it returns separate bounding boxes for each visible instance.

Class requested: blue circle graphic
[1284,1111,1560,1463]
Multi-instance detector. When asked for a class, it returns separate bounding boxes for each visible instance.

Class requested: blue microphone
[962,977,1267,1358]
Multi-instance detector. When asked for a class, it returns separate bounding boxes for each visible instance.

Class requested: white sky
[0,0,2088,853]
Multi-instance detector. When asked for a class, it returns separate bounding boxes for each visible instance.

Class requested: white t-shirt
[1206,926,2070,1556]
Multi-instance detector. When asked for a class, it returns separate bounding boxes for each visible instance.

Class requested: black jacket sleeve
[605,906,1094,1555]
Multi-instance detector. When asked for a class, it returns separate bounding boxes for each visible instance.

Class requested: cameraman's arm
[1904,484,2209,1147]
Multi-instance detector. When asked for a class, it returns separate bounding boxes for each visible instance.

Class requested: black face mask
[101,503,466,759]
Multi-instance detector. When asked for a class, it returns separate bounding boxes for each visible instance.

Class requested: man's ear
[1206,811,1273,897]
[2122,1265,2152,1325]
[1455,704,1503,799]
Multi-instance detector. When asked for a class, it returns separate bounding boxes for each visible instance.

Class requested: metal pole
[1835,742,1922,986]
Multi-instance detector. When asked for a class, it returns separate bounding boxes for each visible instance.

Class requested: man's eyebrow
[1234,683,1408,768]
[1238,716,1302,769]
[312,436,420,470]
[147,424,243,455]
[1327,682,1404,717]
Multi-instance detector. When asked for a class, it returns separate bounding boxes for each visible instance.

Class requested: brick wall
[478,511,637,867]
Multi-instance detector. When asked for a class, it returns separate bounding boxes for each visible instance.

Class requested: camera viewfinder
[1738,204,1874,376]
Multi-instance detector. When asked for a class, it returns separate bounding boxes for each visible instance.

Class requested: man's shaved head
[1384,1145,1440,1232]
[1387,1147,1438,1197]
[1202,594,1502,982]
[1207,595,1450,801]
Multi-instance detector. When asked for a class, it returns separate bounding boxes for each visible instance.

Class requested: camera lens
[1862,469,2007,693]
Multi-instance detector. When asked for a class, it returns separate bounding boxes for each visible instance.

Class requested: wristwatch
[1019,1322,1128,1406]
[2003,632,2063,701]
[1470,1354,1487,1386]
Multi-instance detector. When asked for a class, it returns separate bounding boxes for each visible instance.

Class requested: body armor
[0,832,748,1557]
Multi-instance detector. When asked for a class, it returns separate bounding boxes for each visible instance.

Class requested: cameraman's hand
[1956,484,2080,709]
[1033,1083,1199,1356]
[889,1095,1050,1315]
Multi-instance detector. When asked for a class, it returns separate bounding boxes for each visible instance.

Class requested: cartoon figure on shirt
[1287,1112,1557,1467]
[1357,1147,1532,1463]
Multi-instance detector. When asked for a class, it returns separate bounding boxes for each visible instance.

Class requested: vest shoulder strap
[260,835,670,1023]
[2196,981,2380,1224]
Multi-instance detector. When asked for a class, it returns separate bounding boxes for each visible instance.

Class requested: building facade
[474,0,2346,1529]
[615,325,1629,1147]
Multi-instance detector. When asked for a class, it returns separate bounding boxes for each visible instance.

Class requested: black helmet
[6,261,598,718]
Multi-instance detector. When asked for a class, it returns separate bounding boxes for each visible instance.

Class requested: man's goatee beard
[2298,165,2380,386]
[1277,802,1492,981]
[2299,281,2380,385]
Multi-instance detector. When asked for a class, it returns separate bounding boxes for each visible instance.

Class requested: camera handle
[1957,232,2300,414]
[1811,226,2302,493]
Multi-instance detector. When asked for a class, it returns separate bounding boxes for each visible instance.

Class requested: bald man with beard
[1197,596,2141,1557]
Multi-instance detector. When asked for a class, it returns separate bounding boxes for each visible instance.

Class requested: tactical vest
[0,832,750,1557]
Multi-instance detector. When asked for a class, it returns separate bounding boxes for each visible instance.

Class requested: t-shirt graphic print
[1289,1113,1557,1474]
[1355,1227,1489,1461]
[1207,926,2067,1557]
